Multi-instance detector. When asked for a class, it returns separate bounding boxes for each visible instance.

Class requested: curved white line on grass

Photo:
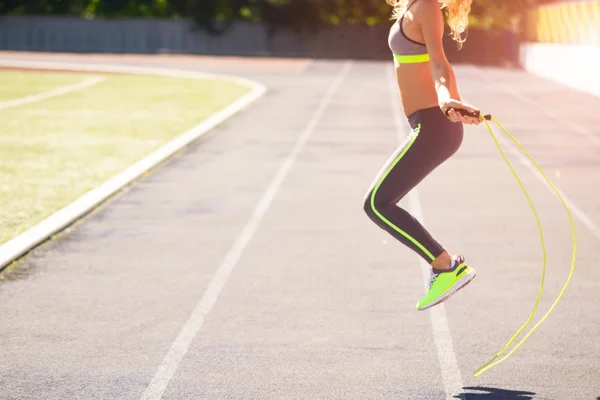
[0,59,262,96]
[0,59,267,271]
[0,76,105,111]
[0,76,105,110]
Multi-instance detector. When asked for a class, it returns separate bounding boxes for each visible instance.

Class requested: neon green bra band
[393,53,430,64]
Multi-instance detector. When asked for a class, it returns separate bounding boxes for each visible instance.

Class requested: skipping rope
[449,108,578,377]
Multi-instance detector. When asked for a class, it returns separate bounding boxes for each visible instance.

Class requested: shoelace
[428,272,439,287]
[428,255,465,287]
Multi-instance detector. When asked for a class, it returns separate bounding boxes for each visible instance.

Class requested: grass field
[0,69,251,246]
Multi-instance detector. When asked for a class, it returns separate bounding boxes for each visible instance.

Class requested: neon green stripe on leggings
[369,124,435,261]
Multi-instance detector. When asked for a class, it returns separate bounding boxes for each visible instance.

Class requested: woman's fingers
[448,109,463,123]
[464,115,480,125]
[455,109,467,123]
[447,107,483,125]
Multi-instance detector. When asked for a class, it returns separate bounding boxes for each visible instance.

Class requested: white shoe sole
[417,270,476,311]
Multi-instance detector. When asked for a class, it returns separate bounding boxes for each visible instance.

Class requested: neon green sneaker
[417,255,476,311]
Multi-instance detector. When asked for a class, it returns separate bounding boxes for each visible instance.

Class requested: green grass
[0,69,251,246]
[0,70,89,102]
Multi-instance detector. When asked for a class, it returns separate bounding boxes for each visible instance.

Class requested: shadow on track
[455,386,536,399]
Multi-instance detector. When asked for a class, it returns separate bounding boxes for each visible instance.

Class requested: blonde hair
[386,0,472,48]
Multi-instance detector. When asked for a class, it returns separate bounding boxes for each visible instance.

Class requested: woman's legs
[364,106,475,310]
[363,106,463,266]
[364,107,475,310]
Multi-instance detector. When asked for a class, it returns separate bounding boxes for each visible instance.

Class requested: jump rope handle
[444,108,492,121]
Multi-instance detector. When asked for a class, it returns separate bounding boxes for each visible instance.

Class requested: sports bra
[388,0,430,64]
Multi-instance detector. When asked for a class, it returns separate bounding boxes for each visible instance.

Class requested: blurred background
[0,0,594,65]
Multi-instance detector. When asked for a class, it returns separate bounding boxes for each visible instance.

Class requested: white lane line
[499,83,600,147]
[0,60,266,271]
[487,120,600,242]
[387,66,464,399]
[459,66,600,242]
[470,65,600,147]
[0,76,105,111]
[410,194,465,399]
[139,61,353,400]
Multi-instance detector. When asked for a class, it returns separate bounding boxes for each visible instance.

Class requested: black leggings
[363,106,464,263]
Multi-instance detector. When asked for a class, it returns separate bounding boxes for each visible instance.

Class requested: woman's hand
[441,99,483,125]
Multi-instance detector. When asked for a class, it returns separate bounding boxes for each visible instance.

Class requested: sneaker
[416,255,476,311]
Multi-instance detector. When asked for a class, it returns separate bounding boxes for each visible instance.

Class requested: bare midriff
[394,62,439,117]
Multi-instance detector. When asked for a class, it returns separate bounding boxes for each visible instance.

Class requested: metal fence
[0,16,518,64]
[0,16,391,58]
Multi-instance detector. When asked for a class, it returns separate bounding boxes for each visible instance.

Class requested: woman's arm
[419,0,459,105]
[417,0,481,124]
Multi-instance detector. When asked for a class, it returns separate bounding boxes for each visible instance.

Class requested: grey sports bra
[388,0,430,64]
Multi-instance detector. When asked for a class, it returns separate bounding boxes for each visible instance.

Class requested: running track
[0,53,599,400]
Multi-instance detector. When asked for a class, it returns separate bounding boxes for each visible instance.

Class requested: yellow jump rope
[450,109,578,377]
